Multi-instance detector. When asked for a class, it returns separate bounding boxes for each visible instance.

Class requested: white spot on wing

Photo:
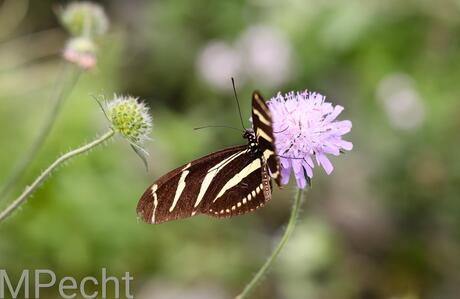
[194,150,248,208]
[253,108,270,126]
[263,149,275,161]
[257,129,273,142]
[169,163,191,212]
[213,158,262,202]
[151,184,158,223]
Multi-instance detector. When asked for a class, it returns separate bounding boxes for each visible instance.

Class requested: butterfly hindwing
[252,91,281,186]
[201,155,272,218]
[137,146,271,224]
[137,146,244,224]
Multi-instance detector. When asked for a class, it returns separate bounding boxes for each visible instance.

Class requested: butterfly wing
[201,153,272,218]
[252,91,281,186]
[137,145,271,224]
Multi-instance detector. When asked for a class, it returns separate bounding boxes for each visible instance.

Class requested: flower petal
[305,155,314,168]
[281,166,291,185]
[334,120,352,135]
[295,173,307,189]
[339,140,353,151]
[292,158,302,174]
[302,161,313,178]
[323,144,341,156]
[316,153,334,175]
[324,105,344,123]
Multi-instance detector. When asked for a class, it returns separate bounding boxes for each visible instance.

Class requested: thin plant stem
[236,188,305,299]
[0,62,81,200]
[0,129,114,223]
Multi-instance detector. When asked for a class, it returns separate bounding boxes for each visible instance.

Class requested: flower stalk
[0,94,152,223]
[236,188,305,299]
[0,62,81,201]
[0,129,114,223]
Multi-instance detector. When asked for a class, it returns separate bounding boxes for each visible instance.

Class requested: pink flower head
[62,37,97,70]
[63,48,96,70]
[267,90,353,189]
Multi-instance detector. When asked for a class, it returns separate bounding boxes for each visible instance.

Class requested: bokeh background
[1,0,460,298]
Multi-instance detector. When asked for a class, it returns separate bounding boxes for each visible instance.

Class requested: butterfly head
[243,129,259,155]
[243,128,255,142]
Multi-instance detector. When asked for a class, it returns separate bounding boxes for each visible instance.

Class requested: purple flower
[267,90,353,189]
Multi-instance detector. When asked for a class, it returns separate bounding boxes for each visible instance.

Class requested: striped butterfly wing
[137,146,271,224]
[201,151,272,218]
[252,91,281,186]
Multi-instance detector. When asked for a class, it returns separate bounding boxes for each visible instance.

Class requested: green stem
[236,188,305,299]
[0,62,81,200]
[0,129,114,224]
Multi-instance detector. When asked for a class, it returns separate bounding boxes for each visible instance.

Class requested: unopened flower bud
[59,1,109,38]
[63,37,97,70]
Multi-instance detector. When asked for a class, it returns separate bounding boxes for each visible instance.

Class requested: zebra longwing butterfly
[137,91,281,224]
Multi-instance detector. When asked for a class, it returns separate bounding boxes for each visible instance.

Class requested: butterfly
[137,91,281,224]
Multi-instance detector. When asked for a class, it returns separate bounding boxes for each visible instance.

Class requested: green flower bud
[106,96,152,146]
[59,2,109,38]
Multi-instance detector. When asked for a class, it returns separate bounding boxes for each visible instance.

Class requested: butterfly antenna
[231,77,246,130]
[273,126,289,134]
[194,125,243,132]
[276,155,305,160]
[90,94,109,121]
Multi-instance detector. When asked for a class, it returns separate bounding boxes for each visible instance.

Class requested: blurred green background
[1,0,460,298]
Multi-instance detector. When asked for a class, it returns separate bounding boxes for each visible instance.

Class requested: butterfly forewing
[252,91,281,186]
